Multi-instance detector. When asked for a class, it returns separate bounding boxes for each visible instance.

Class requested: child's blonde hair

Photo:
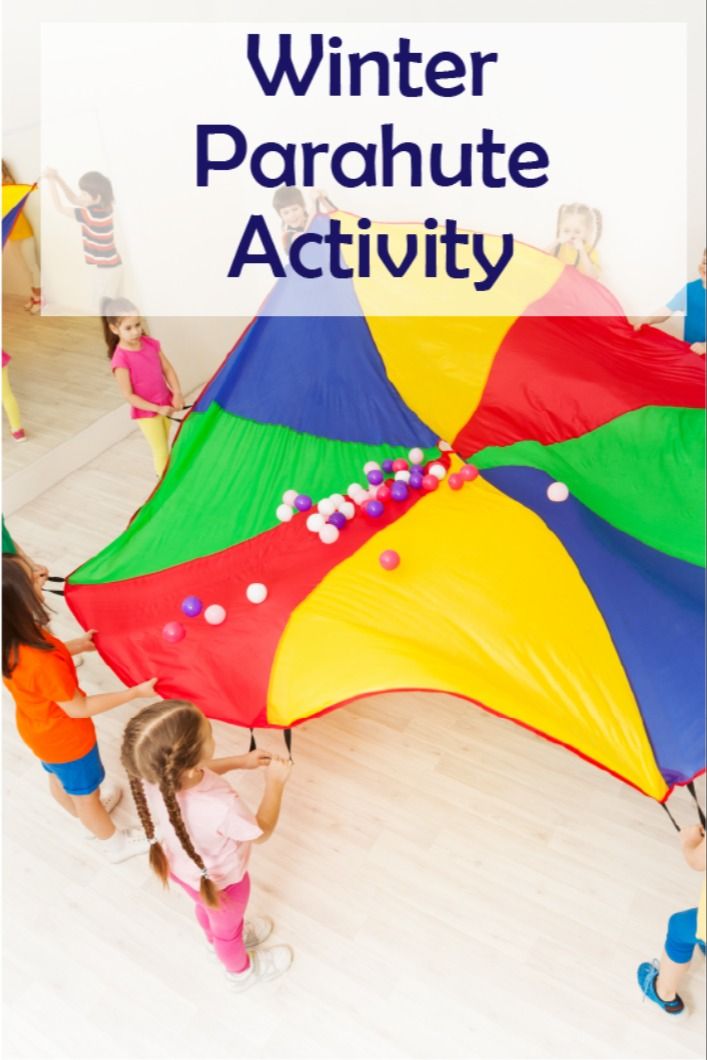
[554,202,603,251]
[121,700,221,908]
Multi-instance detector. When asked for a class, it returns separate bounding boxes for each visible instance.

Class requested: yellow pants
[2,366,23,432]
[137,415,170,476]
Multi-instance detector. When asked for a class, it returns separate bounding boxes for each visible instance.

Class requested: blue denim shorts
[41,743,105,796]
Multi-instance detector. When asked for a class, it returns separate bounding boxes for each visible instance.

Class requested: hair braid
[158,775,220,908]
[127,774,170,885]
[591,207,603,249]
[120,699,220,906]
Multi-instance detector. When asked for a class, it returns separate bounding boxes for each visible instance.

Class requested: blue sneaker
[637,960,685,1015]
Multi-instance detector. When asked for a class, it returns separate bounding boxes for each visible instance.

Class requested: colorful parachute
[2,183,35,247]
[66,214,706,803]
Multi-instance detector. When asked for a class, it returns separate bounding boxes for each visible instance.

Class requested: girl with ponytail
[549,202,603,279]
[121,700,293,991]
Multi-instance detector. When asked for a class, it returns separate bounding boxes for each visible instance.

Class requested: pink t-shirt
[144,768,262,890]
[110,335,172,420]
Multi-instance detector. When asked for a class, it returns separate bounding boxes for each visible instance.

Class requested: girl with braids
[2,554,157,862]
[548,202,602,279]
[121,700,294,991]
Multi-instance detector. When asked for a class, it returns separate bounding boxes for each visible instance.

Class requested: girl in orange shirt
[2,554,158,863]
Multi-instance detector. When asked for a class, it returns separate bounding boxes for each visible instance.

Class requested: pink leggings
[172,872,251,973]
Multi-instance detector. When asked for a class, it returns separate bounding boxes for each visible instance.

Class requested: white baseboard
[3,405,137,514]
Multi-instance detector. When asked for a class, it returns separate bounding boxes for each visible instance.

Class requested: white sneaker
[101,827,150,864]
[205,916,273,957]
[225,945,293,992]
[243,916,274,949]
[99,780,123,814]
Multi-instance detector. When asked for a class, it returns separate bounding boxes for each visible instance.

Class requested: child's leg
[18,237,41,292]
[2,366,23,432]
[203,874,252,973]
[48,774,78,817]
[71,790,116,840]
[656,908,699,1000]
[137,416,170,476]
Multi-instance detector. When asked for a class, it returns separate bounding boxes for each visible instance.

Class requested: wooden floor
[2,427,705,1060]
[2,294,121,476]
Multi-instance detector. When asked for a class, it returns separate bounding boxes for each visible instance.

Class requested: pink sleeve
[143,335,162,356]
[110,349,128,372]
[218,797,263,843]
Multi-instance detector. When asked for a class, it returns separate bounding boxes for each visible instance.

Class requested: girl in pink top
[102,298,185,476]
[121,699,294,991]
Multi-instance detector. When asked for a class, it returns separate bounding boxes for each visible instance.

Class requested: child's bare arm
[680,825,706,871]
[206,750,272,774]
[58,678,158,718]
[158,351,184,410]
[113,366,172,414]
[253,756,292,843]
[631,308,672,330]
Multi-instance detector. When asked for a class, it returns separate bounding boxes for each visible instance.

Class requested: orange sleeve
[26,647,78,703]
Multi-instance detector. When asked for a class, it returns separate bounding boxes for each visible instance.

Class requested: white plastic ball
[347,483,363,496]
[429,463,447,481]
[363,461,380,475]
[245,583,268,604]
[547,481,570,503]
[394,470,411,483]
[317,498,336,517]
[319,524,340,544]
[204,604,227,625]
[306,512,325,533]
[438,440,453,452]
[408,447,424,465]
[340,501,355,520]
[329,493,345,509]
[282,489,298,506]
[276,504,294,522]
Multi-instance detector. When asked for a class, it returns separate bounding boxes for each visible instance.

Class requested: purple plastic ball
[294,494,313,512]
[367,468,384,486]
[328,511,347,530]
[381,459,395,473]
[365,499,384,518]
[181,595,203,618]
[409,470,424,489]
[390,481,409,502]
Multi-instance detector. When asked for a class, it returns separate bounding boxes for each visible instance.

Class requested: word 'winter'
[246,33,498,98]
[228,216,514,289]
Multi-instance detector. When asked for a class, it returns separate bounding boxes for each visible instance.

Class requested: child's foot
[29,296,42,314]
[101,827,150,864]
[637,960,685,1015]
[225,945,293,991]
[243,916,274,949]
[204,916,274,957]
[11,429,27,442]
[99,780,123,814]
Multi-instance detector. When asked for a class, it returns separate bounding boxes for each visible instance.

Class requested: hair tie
[201,868,210,879]
[149,837,159,846]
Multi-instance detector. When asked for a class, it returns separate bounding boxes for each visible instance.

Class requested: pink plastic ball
[392,458,409,473]
[379,550,400,571]
[422,474,439,492]
[461,464,479,481]
[162,621,186,643]
[377,483,392,502]
[448,473,463,490]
